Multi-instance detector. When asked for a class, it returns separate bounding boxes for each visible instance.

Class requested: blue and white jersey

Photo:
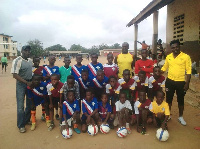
[27,82,47,106]
[43,65,60,83]
[87,62,103,79]
[71,65,88,81]
[82,98,98,115]
[62,99,80,119]
[78,77,94,90]
[92,76,108,89]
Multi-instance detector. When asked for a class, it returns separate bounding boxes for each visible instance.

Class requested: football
[87,125,98,136]
[62,128,73,139]
[156,128,169,141]
[100,124,110,134]
[116,127,128,138]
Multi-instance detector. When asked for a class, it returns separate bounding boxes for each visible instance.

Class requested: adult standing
[11,45,33,133]
[114,42,134,78]
[1,53,8,73]
[161,40,191,126]
[137,40,150,50]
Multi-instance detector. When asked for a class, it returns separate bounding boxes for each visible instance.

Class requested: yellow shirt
[117,53,133,78]
[161,52,191,81]
[150,101,170,116]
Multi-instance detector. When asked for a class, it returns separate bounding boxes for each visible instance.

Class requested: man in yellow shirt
[114,42,134,78]
[161,40,191,126]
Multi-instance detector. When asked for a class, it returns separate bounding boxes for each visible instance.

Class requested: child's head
[156,90,165,105]
[101,93,108,104]
[85,89,93,101]
[81,69,89,81]
[138,70,146,82]
[48,55,56,65]
[32,74,42,87]
[67,75,75,88]
[67,90,75,102]
[119,91,126,104]
[107,53,114,64]
[90,53,98,63]
[33,57,40,67]
[108,76,117,87]
[123,69,131,82]
[96,69,104,81]
[50,74,60,86]
[138,91,146,103]
[76,54,83,64]
[153,66,161,77]
[63,56,71,66]
[141,49,148,59]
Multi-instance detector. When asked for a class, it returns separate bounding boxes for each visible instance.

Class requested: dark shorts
[2,62,7,68]
[165,78,185,106]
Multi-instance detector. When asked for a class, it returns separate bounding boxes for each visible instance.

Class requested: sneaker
[31,123,36,131]
[48,123,55,131]
[41,114,45,121]
[126,127,131,134]
[46,120,51,128]
[141,127,146,135]
[19,127,26,133]
[178,117,186,126]
[55,114,59,120]
[74,128,81,134]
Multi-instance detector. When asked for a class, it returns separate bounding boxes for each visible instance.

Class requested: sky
[0,0,167,50]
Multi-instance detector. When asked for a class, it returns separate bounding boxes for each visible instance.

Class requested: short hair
[76,54,82,58]
[138,70,146,76]
[108,75,117,82]
[67,90,75,96]
[86,88,93,94]
[32,74,42,80]
[101,93,108,98]
[156,90,165,97]
[50,73,60,79]
[141,49,147,53]
[170,40,180,46]
[67,75,75,80]
[97,69,104,74]
[119,90,126,97]
[153,66,160,71]
[138,90,146,95]
[81,69,89,74]
[107,52,113,57]
[122,42,129,46]
[22,45,31,51]
[90,53,98,57]
[33,56,40,62]
[123,69,130,74]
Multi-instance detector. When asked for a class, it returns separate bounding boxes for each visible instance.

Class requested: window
[173,14,184,45]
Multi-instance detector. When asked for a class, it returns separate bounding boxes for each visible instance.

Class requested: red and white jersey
[103,63,118,78]
[106,82,121,95]
[148,75,165,91]
[134,99,152,114]
[133,76,148,91]
[118,78,135,90]
[46,81,64,98]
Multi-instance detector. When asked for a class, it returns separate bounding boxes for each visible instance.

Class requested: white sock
[126,123,129,128]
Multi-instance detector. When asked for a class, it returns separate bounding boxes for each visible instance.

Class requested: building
[100,49,134,57]
[126,0,200,66]
[0,33,18,59]
[49,51,81,57]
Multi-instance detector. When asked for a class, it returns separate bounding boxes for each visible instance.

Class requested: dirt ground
[0,56,200,149]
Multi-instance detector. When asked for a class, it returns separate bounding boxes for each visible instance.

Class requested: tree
[45,44,66,51]
[27,39,44,57]
[69,44,86,51]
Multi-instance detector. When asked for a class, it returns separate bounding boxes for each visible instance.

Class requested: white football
[100,124,110,134]
[87,125,98,136]
[156,128,169,141]
[117,127,128,138]
[62,128,73,139]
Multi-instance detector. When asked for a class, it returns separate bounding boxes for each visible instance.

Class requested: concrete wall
[166,0,200,66]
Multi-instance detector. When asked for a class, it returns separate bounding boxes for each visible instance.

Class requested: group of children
[28,52,170,136]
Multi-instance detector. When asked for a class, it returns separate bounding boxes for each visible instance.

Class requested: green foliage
[27,39,44,57]
[45,44,66,51]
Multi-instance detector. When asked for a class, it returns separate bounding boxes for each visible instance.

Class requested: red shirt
[103,63,118,78]
[118,78,135,90]
[32,66,43,76]
[135,59,154,78]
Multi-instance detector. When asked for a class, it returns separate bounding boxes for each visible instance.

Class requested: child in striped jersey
[61,90,81,134]
[46,74,64,131]
[81,89,99,133]
[72,54,87,81]
[27,75,49,131]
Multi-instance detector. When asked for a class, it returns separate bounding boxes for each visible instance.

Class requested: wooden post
[152,10,158,55]
[134,24,138,59]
